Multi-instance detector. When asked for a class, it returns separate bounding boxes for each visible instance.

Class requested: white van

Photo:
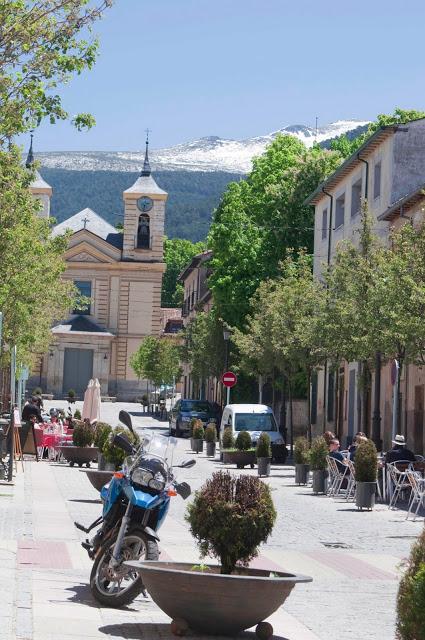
[219,404,285,447]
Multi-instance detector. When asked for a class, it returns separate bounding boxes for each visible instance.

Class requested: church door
[63,348,93,396]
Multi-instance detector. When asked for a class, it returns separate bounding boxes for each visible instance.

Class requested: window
[234,413,277,432]
[335,193,345,229]
[137,213,150,249]
[351,178,362,217]
[322,208,328,240]
[73,280,91,315]
[374,161,381,199]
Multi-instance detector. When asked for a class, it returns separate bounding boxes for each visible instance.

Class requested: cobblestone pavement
[0,403,423,640]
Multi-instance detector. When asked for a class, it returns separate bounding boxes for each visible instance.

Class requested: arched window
[137,213,150,249]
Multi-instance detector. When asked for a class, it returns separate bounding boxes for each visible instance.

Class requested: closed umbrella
[90,378,101,424]
[82,379,94,421]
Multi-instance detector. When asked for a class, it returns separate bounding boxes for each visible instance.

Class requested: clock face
[137,196,153,212]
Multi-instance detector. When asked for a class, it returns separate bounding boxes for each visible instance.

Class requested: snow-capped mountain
[36,120,369,174]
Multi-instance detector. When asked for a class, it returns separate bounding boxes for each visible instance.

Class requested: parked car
[169,399,217,437]
[219,404,287,462]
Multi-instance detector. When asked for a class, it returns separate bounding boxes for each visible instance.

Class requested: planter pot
[193,439,203,454]
[206,442,216,457]
[257,457,271,477]
[312,469,327,494]
[82,468,114,492]
[271,443,288,464]
[356,481,376,510]
[190,438,195,451]
[57,445,98,468]
[222,450,256,469]
[295,464,310,485]
[126,561,312,637]
[97,452,106,470]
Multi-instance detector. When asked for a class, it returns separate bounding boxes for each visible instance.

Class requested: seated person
[349,433,367,462]
[323,430,335,446]
[385,435,416,464]
[329,438,348,473]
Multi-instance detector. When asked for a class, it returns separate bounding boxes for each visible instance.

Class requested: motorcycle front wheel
[90,527,159,607]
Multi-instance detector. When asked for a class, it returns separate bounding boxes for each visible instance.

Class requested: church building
[28,137,167,401]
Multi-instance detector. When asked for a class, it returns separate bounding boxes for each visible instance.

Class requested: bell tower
[122,133,167,261]
[26,133,52,219]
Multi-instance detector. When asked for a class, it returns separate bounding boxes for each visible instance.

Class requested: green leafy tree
[208,135,342,328]
[162,237,205,307]
[182,310,226,388]
[331,108,425,157]
[130,336,181,388]
[0,0,113,141]
[0,147,77,367]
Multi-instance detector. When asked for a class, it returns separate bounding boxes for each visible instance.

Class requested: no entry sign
[222,371,237,388]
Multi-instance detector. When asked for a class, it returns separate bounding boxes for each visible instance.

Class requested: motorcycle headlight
[131,468,153,487]
[148,473,166,491]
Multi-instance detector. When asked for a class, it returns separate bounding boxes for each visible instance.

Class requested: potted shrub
[354,438,378,510]
[294,437,310,485]
[224,431,256,469]
[101,426,140,471]
[256,432,272,477]
[220,427,235,462]
[59,420,98,467]
[126,471,311,637]
[309,436,328,494]
[190,418,201,451]
[94,422,113,470]
[67,388,76,403]
[73,408,82,420]
[205,423,217,457]
[396,528,425,640]
[192,423,204,454]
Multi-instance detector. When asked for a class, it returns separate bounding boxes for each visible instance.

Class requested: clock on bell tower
[122,133,167,261]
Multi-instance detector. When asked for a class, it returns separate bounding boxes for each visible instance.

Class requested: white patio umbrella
[90,378,101,424]
[82,379,94,421]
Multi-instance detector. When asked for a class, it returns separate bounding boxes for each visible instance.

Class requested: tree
[0,146,77,367]
[130,336,181,388]
[208,136,342,328]
[162,237,205,307]
[331,108,425,157]
[0,0,113,141]
[182,310,226,393]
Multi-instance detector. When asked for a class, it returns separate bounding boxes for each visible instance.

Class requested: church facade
[28,140,167,401]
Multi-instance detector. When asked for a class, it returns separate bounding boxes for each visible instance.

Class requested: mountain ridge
[35,119,370,174]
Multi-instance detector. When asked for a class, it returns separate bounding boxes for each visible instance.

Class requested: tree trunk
[307,368,312,444]
[334,365,340,440]
[288,378,294,456]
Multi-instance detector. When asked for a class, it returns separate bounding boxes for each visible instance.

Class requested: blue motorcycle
[75,411,194,608]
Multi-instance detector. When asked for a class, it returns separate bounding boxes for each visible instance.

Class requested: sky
[29,0,425,152]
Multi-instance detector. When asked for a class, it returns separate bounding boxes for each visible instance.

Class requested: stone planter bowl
[295,463,310,485]
[206,442,216,457]
[257,457,271,477]
[126,561,312,637]
[82,468,114,492]
[58,445,98,468]
[312,469,327,494]
[193,439,203,454]
[356,481,376,510]
[222,450,256,469]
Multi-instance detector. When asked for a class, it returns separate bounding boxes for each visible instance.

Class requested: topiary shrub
[355,438,378,482]
[73,409,82,420]
[72,421,95,447]
[101,426,140,470]
[294,436,310,464]
[222,427,235,450]
[256,432,271,459]
[190,417,202,436]
[309,436,328,471]
[186,471,276,575]
[205,424,217,443]
[235,430,252,451]
[193,424,205,440]
[94,422,113,450]
[396,528,425,640]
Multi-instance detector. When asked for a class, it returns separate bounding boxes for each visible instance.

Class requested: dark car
[169,399,217,437]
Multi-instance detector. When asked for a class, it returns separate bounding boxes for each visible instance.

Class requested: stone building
[28,138,167,400]
[307,117,425,453]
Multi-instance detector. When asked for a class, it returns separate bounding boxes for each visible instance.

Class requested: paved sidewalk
[1,406,423,639]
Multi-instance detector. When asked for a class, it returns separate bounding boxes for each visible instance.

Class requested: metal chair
[326,455,349,497]
[345,459,356,501]
[387,461,413,509]
[405,469,425,520]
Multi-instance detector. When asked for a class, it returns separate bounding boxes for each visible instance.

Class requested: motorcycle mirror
[179,459,196,469]
[119,410,134,434]
[112,433,134,455]
[175,482,191,500]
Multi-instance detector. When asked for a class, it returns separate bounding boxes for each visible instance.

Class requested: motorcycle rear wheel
[90,527,158,607]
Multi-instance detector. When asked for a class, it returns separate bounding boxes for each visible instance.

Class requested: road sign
[222,371,237,388]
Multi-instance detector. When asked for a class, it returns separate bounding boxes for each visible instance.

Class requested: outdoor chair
[345,459,356,501]
[414,454,425,462]
[405,469,425,520]
[387,461,413,509]
[326,456,349,498]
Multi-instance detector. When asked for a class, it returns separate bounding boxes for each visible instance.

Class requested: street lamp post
[223,329,231,406]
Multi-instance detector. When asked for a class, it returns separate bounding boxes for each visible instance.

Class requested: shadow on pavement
[99,623,289,639]
[64,583,139,612]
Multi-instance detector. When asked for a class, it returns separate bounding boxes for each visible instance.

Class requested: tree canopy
[130,336,181,387]
[0,0,113,141]
[162,237,205,307]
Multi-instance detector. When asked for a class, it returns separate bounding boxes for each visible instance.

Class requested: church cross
[82,215,90,229]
